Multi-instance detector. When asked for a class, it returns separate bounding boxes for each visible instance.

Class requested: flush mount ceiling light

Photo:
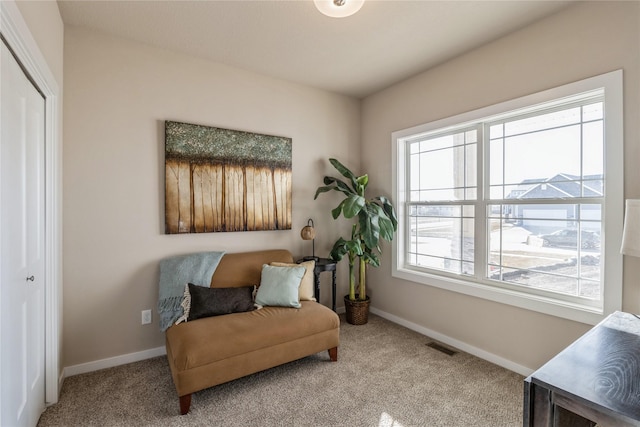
[314,0,365,18]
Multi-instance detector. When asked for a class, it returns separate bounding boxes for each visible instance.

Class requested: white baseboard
[369,307,534,377]
[63,346,166,378]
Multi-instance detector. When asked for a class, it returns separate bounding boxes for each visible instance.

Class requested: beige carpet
[38,314,524,426]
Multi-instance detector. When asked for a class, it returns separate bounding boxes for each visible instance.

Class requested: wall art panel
[165,121,292,234]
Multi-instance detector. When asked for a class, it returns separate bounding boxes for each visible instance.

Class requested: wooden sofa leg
[179,394,192,415]
[328,346,338,362]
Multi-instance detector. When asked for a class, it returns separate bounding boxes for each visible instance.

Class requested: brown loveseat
[164,249,340,414]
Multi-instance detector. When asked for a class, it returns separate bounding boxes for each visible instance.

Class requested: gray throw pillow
[187,283,256,321]
[255,264,305,308]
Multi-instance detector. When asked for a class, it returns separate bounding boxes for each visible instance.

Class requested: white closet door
[1,40,46,427]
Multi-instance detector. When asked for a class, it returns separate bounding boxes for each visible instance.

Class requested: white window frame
[392,70,623,325]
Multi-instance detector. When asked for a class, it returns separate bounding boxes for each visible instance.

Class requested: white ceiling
[57,0,575,98]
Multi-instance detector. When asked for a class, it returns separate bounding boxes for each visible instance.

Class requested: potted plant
[314,158,397,324]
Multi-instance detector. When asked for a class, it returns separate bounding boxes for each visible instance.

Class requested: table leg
[523,378,534,427]
[314,272,320,303]
[331,269,336,312]
[524,379,553,427]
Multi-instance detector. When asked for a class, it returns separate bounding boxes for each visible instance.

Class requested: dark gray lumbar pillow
[186,283,256,321]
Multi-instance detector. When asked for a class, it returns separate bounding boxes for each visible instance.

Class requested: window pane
[583,180,603,198]
[487,204,601,298]
[419,189,459,200]
[419,133,465,151]
[489,139,503,187]
[504,107,580,137]
[490,124,504,139]
[581,204,601,221]
[489,103,604,201]
[503,125,581,186]
[465,144,477,188]
[407,204,474,275]
[583,121,604,176]
[489,185,503,199]
[465,188,477,199]
[505,270,579,296]
[408,130,476,202]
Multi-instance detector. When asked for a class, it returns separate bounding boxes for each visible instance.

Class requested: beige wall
[362,1,640,371]
[63,27,360,367]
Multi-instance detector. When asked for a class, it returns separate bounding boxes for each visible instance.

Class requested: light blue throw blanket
[158,251,225,331]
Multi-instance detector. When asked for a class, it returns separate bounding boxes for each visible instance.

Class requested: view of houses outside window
[400,89,611,311]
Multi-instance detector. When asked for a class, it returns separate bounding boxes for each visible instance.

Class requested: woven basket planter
[344,295,370,325]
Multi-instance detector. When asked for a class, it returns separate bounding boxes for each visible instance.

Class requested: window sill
[392,266,611,326]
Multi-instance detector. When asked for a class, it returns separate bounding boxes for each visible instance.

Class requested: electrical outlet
[141,309,152,325]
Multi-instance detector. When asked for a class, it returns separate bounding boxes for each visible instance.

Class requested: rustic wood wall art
[165,121,292,234]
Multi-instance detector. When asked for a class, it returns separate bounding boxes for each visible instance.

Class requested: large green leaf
[314,185,336,200]
[361,250,380,268]
[358,213,372,249]
[369,203,394,241]
[359,207,380,250]
[322,176,354,196]
[376,196,398,230]
[342,194,365,218]
[329,235,362,263]
[329,158,356,179]
[331,202,344,219]
[329,158,359,193]
[346,239,363,256]
[329,237,349,262]
[378,215,395,242]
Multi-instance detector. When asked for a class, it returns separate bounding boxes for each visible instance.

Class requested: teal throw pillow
[255,264,305,308]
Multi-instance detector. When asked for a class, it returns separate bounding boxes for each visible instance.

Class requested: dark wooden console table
[297,258,336,311]
[523,311,640,426]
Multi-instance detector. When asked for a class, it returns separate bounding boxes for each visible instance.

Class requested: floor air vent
[426,342,458,356]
